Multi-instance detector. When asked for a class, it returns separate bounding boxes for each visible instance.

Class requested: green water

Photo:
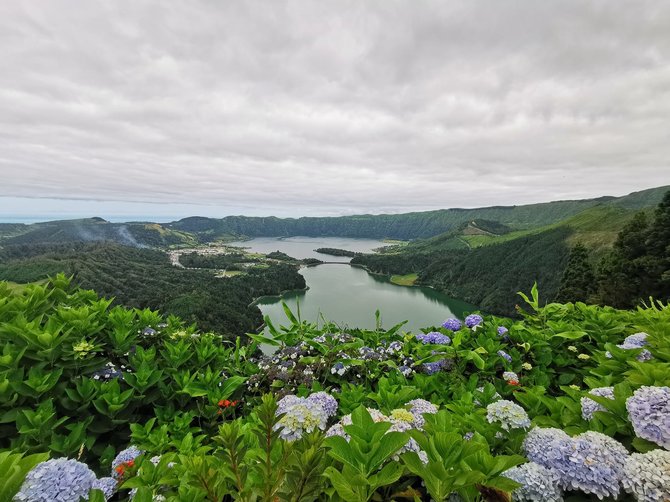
[244,238,477,332]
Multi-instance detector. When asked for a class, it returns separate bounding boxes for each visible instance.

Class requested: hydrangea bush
[3,278,670,501]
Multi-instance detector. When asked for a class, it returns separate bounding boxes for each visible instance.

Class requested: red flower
[508,380,520,386]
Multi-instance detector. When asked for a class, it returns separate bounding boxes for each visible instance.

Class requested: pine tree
[556,243,595,303]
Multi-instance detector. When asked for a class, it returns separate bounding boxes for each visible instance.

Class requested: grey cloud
[0,0,669,219]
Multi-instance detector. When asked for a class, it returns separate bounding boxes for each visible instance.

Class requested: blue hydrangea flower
[15,458,97,502]
[463,431,474,441]
[398,365,414,377]
[498,350,513,363]
[503,462,564,502]
[523,427,571,467]
[486,400,530,431]
[524,428,627,499]
[622,449,670,502]
[111,445,143,479]
[330,362,347,376]
[441,318,462,331]
[619,332,648,349]
[422,359,446,375]
[580,386,615,421]
[464,314,483,328]
[277,394,303,415]
[92,477,118,500]
[415,332,451,345]
[306,391,338,417]
[497,326,509,336]
[406,398,438,428]
[626,386,670,449]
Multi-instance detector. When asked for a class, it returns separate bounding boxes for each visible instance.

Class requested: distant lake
[231,237,477,334]
[229,236,386,263]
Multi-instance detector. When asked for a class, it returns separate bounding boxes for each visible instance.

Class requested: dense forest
[0,242,305,337]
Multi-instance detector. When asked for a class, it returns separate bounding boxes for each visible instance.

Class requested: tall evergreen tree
[556,243,595,303]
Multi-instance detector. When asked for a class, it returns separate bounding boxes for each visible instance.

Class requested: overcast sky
[1,1,669,221]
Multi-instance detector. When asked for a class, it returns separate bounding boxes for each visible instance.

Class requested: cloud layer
[1,1,669,218]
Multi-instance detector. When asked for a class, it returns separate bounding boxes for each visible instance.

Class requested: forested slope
[0,242,305,336]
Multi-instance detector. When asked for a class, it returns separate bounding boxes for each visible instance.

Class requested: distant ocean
[0,216,184,224]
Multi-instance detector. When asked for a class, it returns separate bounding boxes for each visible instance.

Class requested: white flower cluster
[622,449,670,502]
[486,400,531,431]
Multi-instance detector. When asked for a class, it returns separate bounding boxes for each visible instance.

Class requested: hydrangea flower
[112,445,143,479]
[92,477,118,500]
[415,332,451,345]
[277,394,302,414]
[503,371,519,383]
[325,422,350,441]
[422,359,447,375]
[390,408,416,424]
[406,398,438,428]
[556,431,628,498]
[307,391,338,417]
[619,332,648,349]
[580,387,614,421]
[523,427,571,467]
[622,449,670,501]
[15,458,97,502]
[274,399,329,441]
[486,400,530,431]
[441,318,462,331]
[615,333,653,361]
[498,350,513,363]
[626,386,670,449]
[330,362,347,376]
[465,314,483,328]
[497,326,509,336]
[503,462,564,502]
[524,428,628,499]
[398,365,414,377]
[388,420,428,463]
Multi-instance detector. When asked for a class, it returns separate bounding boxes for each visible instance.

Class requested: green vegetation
[0,242,305,337]
[2,278,670,500]
[390,273,418,286]
[314,247,359,257]
[167,186,669,240]
[353,191,670,316]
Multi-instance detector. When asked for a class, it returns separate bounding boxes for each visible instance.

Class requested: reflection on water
[258,263,477,334]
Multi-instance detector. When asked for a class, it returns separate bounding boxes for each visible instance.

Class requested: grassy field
[390,273,418,286]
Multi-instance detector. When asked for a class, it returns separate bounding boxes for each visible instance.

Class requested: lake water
[231,237,477,334]
[229,236,385,263]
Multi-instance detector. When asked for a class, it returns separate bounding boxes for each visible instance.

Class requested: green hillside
[0,242,305,336]
[353,189,670,315]
[168,185,669,240]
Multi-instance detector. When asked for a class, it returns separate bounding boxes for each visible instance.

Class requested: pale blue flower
[15,458,97,502]
[580,386,615,421]
[626,386,670,448]
[486,400,530,430]
[504,462,563,502]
